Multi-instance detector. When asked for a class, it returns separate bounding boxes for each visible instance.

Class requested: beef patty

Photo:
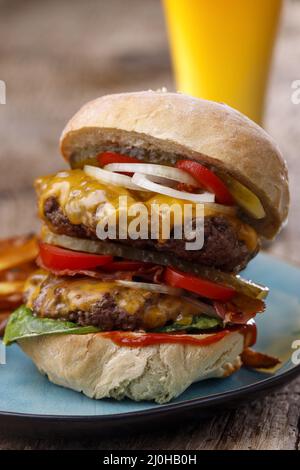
[43,197,255,272]
[24,271,201,331]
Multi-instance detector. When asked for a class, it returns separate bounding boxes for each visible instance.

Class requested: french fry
[241,347,280,369]
[0,234,35,253]
[0,261,37,282]
[0,234,39,335]
[0,234,38,272]
[0,281,25,296]
[0,292,23,310]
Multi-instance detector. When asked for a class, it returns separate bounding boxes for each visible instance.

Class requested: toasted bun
[60,91,289,239]
[19,331,243,404]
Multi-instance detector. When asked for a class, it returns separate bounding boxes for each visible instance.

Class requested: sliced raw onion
[182,296,220,319]
[132,173,215,203]
[84,165,144,191]
[203,202,237,217]
[116,280,183,296]
[104,163,198,186]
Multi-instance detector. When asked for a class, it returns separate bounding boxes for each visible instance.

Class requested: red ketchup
[100,322,257,348]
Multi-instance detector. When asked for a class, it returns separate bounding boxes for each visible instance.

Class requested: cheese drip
[24,270,202,329]
[35,169,258,252]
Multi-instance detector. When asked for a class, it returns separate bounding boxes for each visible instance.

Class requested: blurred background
[0,0,299,265]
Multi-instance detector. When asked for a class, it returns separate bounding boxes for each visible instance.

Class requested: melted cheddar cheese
[24,270,201,329]
[35,169,258,252]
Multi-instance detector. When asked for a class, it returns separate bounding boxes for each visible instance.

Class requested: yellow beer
[163,0,282,124]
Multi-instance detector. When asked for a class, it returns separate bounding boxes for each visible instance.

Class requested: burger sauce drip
[101,323,257,348]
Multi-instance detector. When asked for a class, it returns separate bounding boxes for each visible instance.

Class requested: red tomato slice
[164,267,235,301]
[176,160,234,205]
[98,152,140,167]
[39,243,113,270]
[97,152,141,176]
[103,260,153,272]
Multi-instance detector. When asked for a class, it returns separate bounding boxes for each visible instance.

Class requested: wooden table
[0,0,300,450]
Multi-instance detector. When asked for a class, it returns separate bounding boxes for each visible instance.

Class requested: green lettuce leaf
[3,307,222,346]
[3,306,100,345]
[156,315,222,333]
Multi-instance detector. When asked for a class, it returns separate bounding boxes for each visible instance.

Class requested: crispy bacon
[214,294,265,324]
[37,256,164,283]
[241,347,280,369]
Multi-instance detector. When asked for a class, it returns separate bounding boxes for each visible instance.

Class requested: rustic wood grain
[0,0,300,450]
[0,379,299,450]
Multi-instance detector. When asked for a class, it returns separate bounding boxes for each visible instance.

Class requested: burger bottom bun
[19,331,243,404]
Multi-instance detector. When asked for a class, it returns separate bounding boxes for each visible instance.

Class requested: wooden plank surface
[0,0,300,450]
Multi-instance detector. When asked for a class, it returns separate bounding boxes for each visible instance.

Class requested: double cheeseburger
[4,92,289,403]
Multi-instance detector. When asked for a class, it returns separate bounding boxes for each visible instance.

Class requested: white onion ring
[132,173,215,203]
[84,165,144,191]
[116,280,183,296]
[182,296,219,319]
[203,202,237,216]
[104,163,198,186]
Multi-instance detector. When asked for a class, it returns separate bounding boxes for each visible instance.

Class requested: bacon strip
[37,257,164,283]
[214,294,265,324]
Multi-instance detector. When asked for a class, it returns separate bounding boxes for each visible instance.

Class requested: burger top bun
[60,91,289,239]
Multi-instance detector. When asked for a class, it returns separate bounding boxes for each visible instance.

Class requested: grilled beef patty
[43,197,255,272]
[68,293,143,330]
[24,271,200,331]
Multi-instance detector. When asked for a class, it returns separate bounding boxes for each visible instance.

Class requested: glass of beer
[163,0,282,124]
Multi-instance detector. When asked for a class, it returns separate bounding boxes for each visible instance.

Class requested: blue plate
[1,253,300,436]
